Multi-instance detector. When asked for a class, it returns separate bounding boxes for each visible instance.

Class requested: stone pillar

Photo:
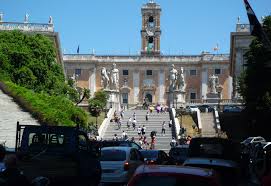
[228,76,233,99]
[159,70,165,103]
[90,67,96,97]
[133,71,139,104]
[201,68,208,99]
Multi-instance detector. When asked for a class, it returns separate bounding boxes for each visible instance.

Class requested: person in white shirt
[170,137,177,148]
[132,119,137,130]
[137,126,142,137]
[122,131,128,140]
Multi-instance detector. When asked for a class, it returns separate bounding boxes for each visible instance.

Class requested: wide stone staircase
[103,110,173,152]
[200,112,217,137]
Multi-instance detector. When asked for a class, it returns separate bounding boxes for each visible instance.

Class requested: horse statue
[101,67,110,89]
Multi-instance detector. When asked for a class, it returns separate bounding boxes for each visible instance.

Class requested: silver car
[100,146,144,184]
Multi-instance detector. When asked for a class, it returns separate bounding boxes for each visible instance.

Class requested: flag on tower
[77,45,80,54]
[243,0,271,49]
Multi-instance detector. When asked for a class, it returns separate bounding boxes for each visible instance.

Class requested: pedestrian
[0,144,6,172]
[127,117,131,129]
[186,135,192,145]
[137,126,142,137]
[141,125,146,136]
[132,118,137,130]
[142,136,149,149]
[130,137,135,142]
[113,134,119,141]
[0,154,31,186]
[133,112,136,120]
[145,112,149,121]
[150,136,156,150]
[117,119,122,129]
[168,119,172,128]
[170,137,177,148]
[150,130,157,139]
[120,110,124,119]
[161,121,166,136]
[122,131,128,140]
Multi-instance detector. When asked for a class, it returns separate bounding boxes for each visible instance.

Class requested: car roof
[183,158,238,168]
[101,146,134,152]
[140,149,160,152]
[134,165,215,177]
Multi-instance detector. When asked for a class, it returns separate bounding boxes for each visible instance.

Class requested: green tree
[88,90,108,116]
[238,16,271,136]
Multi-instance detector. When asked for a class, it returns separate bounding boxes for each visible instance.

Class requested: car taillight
[124,162,129,171]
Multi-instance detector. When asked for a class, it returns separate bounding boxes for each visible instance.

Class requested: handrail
[196,109,202,133]
[98,108,114,139]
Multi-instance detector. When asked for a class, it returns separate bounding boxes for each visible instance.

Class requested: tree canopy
[238,16,271,136]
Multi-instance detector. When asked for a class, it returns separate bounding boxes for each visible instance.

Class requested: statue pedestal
[206,92,220,103]
[105,89,120,111]
[175,90,186,108]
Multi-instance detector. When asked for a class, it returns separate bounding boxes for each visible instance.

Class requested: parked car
[183,157,241,186]
[168,144,189,165]
[90,140,142,150]
[185,105,199,113]
[241,136,266,147]
[100,146,144,184]
[139,150,169,165]
[128,164,222,186]
[198,105,214,112]
[223,105,243,112]
[188,137,241,163]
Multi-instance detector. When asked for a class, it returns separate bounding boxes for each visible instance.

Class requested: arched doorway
[145,93,153,103]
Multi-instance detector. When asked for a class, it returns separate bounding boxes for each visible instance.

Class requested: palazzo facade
[63,1,232,106]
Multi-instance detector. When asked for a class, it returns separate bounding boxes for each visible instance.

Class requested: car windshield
[243,137,253,143]
[132,175,211,186]
[140,151,158,159]
[100,149,126,161]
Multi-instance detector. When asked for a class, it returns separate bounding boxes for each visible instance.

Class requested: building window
[215,68,221,75]
[122,93,128,104]
[123,70,129,76]
[190,92,196,100]
[75,69,81,76]
[190,69,196,76]
[148,16,154,27]
[146,70,152,76]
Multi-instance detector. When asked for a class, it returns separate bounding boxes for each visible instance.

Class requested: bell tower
[141,0,161,56]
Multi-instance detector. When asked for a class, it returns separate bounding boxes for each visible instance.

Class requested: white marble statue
[70,73,77,88]
[101,67,110,89]
[177,67,186,92]
[169,64,178,91]
[49,16,53,24]
[110,63,119,90]
[24,13,29,23]
[209,74,219,94]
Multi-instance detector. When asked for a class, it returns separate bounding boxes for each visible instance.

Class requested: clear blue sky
[1,0,270,55]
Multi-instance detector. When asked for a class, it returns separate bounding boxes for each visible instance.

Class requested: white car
[186,105,199,113]
[100,146,144,184]
[241,136,266,146]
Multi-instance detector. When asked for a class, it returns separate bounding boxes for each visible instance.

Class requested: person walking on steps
[137,126,142,137]
[161,121,166,136]
[127,117,131,129]
[132,118,137,130]
[145,112,149,122]
[141,125,146,136]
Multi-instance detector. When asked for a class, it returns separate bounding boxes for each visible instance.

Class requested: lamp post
[217,86,223,112]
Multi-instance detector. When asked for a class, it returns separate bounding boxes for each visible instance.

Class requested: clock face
[146,27,154,36]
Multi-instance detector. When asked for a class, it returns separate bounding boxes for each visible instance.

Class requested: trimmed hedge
[0,81,89,128]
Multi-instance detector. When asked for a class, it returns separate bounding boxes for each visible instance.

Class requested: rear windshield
[170,148,189,156]
[132,175,211,186]
[140,151,158,159]
[101,149,126,161]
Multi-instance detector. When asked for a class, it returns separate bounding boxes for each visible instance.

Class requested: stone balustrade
[63,54,229,63]
[0,22,54,32]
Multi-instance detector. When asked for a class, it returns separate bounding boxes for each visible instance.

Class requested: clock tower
[141,0,161,56]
